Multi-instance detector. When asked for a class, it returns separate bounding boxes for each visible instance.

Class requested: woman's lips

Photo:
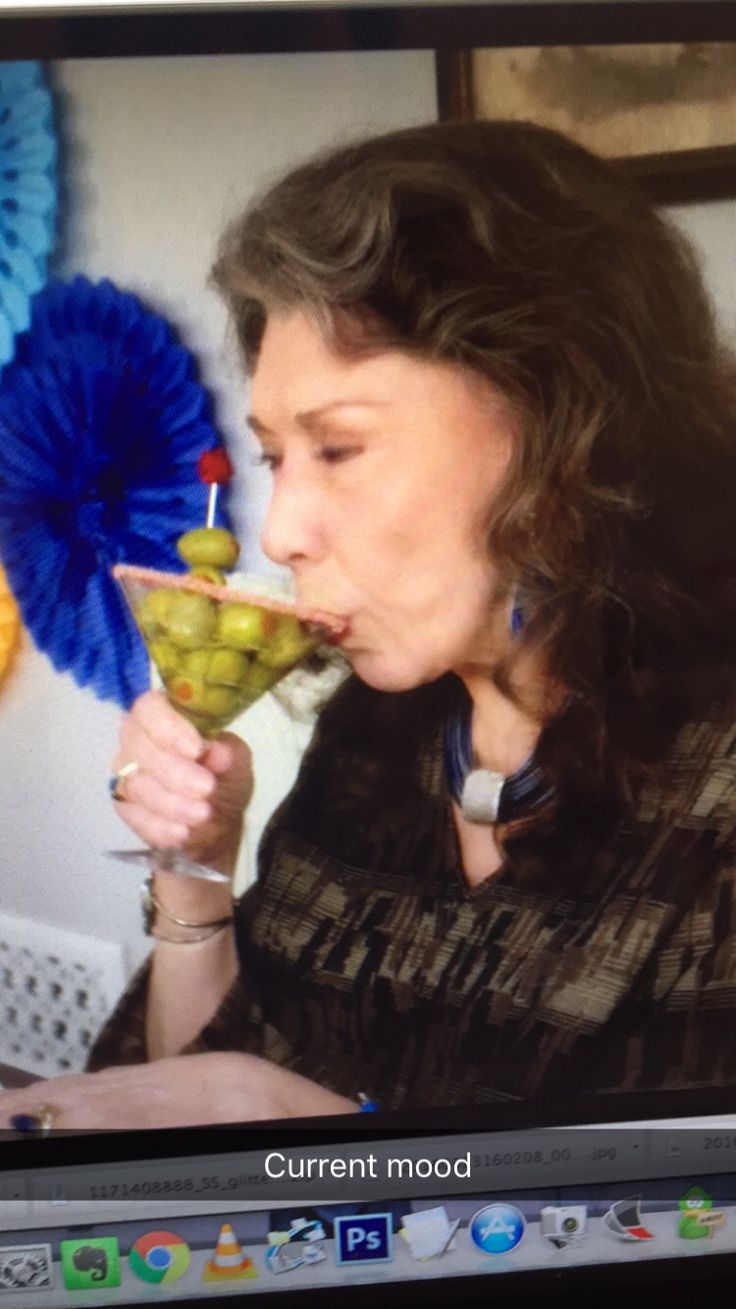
[300,604,350,644]
[326,618,352,646]
[295,591,352,643]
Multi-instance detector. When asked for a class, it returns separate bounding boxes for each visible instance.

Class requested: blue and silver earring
[509,593,523,637]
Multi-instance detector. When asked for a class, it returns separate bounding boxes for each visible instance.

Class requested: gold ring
[37,1104,57,1134]
[108,761,139,803]
[9,1104,59,1135]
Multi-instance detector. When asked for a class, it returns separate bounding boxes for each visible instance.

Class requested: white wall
[0,51,438,977]
[0,51,733,991]
[667,199,736,339]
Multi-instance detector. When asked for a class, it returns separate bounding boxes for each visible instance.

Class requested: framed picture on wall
[436,43,736,204]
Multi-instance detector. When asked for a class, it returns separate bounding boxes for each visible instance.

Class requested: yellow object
[0,566,20,686]
[201,1223,257,1281]
[177,527,240,570]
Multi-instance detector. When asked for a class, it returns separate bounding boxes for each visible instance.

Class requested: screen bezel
[0,1,734,62]
[1,0,736,1202]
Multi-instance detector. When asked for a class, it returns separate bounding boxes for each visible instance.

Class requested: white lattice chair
[0,913,125,1078]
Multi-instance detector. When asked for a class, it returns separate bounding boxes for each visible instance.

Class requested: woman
[3,118,736,1130]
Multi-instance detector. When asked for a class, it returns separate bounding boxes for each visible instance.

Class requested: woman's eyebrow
[247,399,386,437]
[298,400,387,431]
[246,413,273,438]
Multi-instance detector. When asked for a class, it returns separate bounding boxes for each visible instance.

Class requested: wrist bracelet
[150,886,233,930]
[150,921,231,944]
[140,873,233,938]
[357,1093,380,1113]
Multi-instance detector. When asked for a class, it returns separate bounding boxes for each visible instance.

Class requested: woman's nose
[260,473,324,570]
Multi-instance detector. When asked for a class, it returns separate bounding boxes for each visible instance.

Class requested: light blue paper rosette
[0,275,233,708]
[0,61,57,367]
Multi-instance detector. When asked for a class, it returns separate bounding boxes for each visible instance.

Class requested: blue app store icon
[470,1204,526,1255]
[334,1214,393,1266]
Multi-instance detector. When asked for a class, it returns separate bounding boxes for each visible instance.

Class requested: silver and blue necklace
[444,690,555,825]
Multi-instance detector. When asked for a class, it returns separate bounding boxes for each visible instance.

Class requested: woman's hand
[0,1054,358,1131]
[112,690,253,876]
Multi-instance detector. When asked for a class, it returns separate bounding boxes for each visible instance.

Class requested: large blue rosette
[0,276,232,708]
[0,62,57,366]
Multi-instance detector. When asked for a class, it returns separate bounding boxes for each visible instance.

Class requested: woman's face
[250,309,516,692]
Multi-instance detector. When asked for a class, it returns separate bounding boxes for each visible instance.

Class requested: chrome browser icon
[129,1231,191,1284]
[470,1204,526,1255]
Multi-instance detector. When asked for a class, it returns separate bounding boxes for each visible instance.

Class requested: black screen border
[102,1251,736,1309]
[0,1,734,61]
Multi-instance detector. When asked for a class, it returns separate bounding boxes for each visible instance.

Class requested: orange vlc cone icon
[202,1222,257,1281]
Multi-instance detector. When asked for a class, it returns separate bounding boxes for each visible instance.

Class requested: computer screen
[5,1093,736,1304]
[0,11,735,1299]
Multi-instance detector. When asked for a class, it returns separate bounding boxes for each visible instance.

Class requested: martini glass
[107,563,344,883]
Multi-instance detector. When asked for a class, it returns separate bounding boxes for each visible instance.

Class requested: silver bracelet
[150,922,231,944]
[140,873,233,938]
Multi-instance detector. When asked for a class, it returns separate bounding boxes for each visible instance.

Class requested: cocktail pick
[198,447,235,528]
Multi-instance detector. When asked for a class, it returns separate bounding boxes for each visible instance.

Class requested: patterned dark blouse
[88,673,736,1107]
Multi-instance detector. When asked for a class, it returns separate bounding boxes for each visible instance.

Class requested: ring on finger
[108,761,140,804]
[9,1103,59,1135]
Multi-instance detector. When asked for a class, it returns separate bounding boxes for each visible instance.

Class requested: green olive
[177,528,240,571]
[167,675,241,725]
[168,654,281,725]
[136,588,174,640]
[190,566,227,586]
[258,614,314,669]
[201,684,241,718]
[168,674,208,713]
[147,638,179,679]
[208,647,250,685]
[216,602,273,651]
[165,591,216,651]
[242,660,281,698]
[183,648,215,680]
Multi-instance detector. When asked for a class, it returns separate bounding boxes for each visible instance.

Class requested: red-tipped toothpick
[206,485,217,529]
[198,448,234,528]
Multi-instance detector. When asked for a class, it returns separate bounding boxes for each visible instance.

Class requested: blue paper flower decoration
[0,276,233,708]
[0,62,57,367]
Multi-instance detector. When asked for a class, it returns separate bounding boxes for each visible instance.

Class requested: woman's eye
[318,445,361,465]
[254,451,282,471]
[253,444,362,471]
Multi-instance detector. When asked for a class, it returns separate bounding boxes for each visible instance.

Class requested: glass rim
[111,563,346,635]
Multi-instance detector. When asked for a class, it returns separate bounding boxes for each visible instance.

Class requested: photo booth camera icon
[540,1206,588,1248]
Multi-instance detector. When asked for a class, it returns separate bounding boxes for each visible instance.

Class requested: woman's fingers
[0,1057,242,1131]
[129,690,203,760]
[0,1054,357,1130]
[200,735,238,775]
[110,693,253,855]
[115,726,215,803]
[112,801,191,850]
[110,750,214,846]
[120,769,211,828]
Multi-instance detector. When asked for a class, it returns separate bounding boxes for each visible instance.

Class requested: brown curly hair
[211,119,736,814]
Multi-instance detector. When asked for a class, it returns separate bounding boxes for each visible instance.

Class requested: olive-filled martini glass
[108,523,344,884]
